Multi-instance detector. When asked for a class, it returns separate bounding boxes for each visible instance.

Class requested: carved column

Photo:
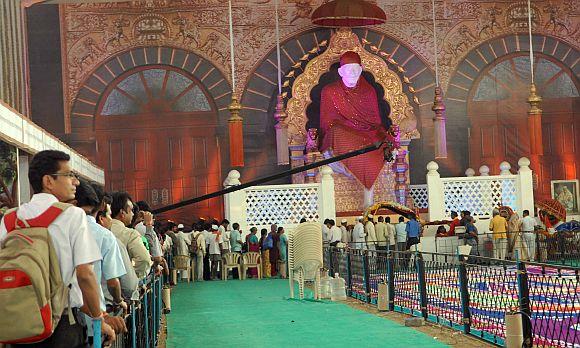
[0,0,27,113]
[274,94,290,165]
[527,83,543,180]
[432,86,448,159]
[289,144,306,184]
[393,140,410,206]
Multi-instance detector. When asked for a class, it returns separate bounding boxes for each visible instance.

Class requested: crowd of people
[322,214,422,252]
[161,220,289,281]
[0,150,169,347]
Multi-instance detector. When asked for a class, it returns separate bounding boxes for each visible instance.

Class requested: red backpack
[0,203,72,344]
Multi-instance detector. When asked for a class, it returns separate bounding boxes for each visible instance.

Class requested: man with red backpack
[0,150,115,347]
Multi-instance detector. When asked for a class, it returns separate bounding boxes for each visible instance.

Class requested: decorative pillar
[289,144,306,184]
[228,96,244,167]
[0,0,27,114]
[432,86,448,159]
[527,83,543,174]
[274,94,290,165]
[426,161,445,221]
[393,141,410,206]
[516,157,534,216]
[223,170,246,231]
[479,165,490,176]
[318,165,336,222]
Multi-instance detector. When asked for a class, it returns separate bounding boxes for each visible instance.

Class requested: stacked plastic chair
[288,222,323,299]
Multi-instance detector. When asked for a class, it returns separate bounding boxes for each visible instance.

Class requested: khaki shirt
[375,222,387,246]
[111,219,153,279]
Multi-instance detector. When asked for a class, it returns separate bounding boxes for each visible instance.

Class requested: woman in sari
[259,229,271,278]
[248,227,260,278]
[278,227,288,279]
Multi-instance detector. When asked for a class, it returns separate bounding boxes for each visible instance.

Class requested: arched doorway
[468,53,580,198]
[95,65,223,222]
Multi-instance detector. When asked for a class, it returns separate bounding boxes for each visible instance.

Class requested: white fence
[426,158,534,221]
[223,166,336,233]
[409,184,428,209]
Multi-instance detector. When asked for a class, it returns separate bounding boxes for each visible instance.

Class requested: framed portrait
[551,180,580,214]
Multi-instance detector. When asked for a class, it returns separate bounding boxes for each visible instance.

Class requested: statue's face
[338,63,363,87]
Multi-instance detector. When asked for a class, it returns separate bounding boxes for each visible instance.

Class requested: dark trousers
[203,250,211,280]
[407,237,420,249]
[13,309,89,348]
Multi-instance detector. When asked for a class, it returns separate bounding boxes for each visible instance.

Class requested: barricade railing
[433,230,580,266]
[93,272,164,348]
[323,246,580,347]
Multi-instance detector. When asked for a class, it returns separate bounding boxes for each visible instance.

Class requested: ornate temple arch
[446,33,580,200]
[279,29,421,213]
[67,46,232,160]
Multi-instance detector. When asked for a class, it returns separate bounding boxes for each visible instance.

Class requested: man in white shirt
[352,217,366,249]
[208,225,223,280]
[521,209,537,261]
[75,178,128,337]
[0,150,115,346]
[191,228,206,281]
[219,219,230,252]
[395,216,408,251]
[375,216,387,251]
[365,214,377,251]
[340,219,350,244]
[385,217,397,251]
[322,219,331,243]
[328,220,342,246]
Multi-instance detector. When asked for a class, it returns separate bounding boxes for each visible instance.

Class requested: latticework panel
[443,178,517,217]
[409,184,429,209]
[245,186,320,227]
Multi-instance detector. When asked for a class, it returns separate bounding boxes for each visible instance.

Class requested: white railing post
[516,157,534,215]
[223,170,247,231]
[426,161,446,221]
[318,165,336,222]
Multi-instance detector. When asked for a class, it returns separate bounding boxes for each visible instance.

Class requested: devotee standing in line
[395,217,407,251]
[278,226,288,279]
[203,223,212,280]
[219,219,231,253]
[260,228,271,278]
[375,216,387,251]
[353,217,366,249]
[248,227,260,278]
[208,224,223,280]
[111,192,153,280]
[0,150,115,346]
[175,224,191,280]
[521,210,537,261]
[322,218,331,243]
[191,227,206,281]
[340,219,350,245]
[365,214,377,251]
[269,224,280,277]
[462,216,479,256]
[406,215,421,249]
[230,223,243,279]
[489,209,508,260]
[328,220,342,247]
[385,217,396,252]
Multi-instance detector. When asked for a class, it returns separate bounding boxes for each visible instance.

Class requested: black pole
[457,254,471,334]
[152,140,385,214]
[387,251,395,311]
[517,259,533,348]
[415,251,429,319]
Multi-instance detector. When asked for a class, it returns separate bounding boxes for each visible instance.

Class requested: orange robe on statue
[320,77,387,189]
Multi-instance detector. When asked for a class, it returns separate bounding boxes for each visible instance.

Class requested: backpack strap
[6,202,72,233]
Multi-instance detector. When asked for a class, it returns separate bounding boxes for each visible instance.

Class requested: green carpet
[166,279,449,348]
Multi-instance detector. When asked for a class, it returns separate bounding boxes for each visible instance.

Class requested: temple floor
[166,278,449,347]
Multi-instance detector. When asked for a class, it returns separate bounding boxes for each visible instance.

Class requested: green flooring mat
[166,279,449,348]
